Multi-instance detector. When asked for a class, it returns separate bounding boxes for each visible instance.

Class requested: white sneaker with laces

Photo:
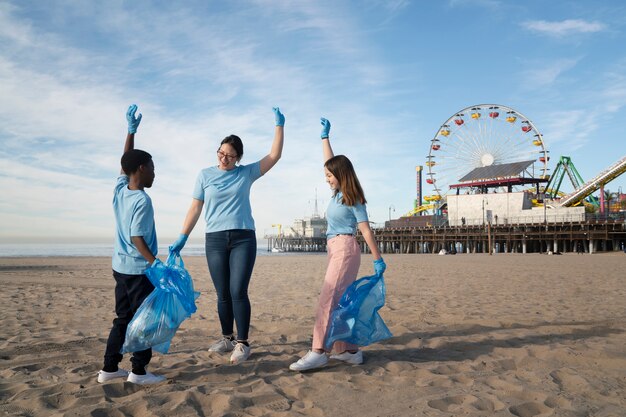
[230,342,251,364]
[330,350,363,365]
[97,368,129,383]
[209,337,237,353]
[127,371,166,385]
[289,351,328,371]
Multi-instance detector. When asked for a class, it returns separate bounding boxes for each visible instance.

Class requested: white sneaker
[289,351,328,371]
[97,368,129,383]
[230,343,251,364]
[127,371,166,385]
[330,350,363,365]
[209,337,237,353]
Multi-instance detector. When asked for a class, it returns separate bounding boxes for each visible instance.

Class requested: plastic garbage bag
[122,253,200,354]
[324,274,392,350]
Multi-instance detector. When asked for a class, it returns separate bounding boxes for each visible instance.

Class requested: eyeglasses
[217,150,238,161]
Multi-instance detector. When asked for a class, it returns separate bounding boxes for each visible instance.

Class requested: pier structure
[367,217,626,255]
[266,236,327,252]
[266,216,626,255]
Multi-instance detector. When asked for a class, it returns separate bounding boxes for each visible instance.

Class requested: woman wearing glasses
[169,107,285,364]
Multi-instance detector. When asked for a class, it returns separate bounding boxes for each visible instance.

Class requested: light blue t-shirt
[326,192,369,238]
[112,175,158,274]
[193,162,262,233]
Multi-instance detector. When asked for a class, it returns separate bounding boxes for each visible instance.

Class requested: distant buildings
[289,214,327,238]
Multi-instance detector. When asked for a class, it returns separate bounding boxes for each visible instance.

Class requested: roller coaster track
[558,155,626,207]
[403,204,436,217]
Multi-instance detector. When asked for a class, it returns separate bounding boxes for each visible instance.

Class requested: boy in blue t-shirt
[97,105,165,385]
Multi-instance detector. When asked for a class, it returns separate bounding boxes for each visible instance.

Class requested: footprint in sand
[485,375,524,393]
[0,404,36,417]
[472,395,507,412]
[509,401,553,417]
[249,393,291,412]
[427,394,477,412]
[471,397,497,412]
[451,374,474,386]
[427,376,454,388]
[543,395,571,409]
[265,399,291,412]
[549,368,590,392]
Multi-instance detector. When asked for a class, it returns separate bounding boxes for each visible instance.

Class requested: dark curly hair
[121,149,152,175]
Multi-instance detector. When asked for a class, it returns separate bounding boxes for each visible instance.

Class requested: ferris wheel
[425,104,549,202]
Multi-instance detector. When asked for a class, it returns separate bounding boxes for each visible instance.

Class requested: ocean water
[0,242,281,258]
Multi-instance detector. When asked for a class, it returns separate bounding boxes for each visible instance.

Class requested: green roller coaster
[544,156,599,206]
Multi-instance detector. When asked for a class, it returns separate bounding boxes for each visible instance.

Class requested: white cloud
[379,0,410,13]
[520,58,580,87]
[540,109,598,152]
[0,3,34,46]
[521,19,606,38]
[600,60,626,114]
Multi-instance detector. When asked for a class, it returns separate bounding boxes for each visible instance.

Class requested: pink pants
[312,235,361,353]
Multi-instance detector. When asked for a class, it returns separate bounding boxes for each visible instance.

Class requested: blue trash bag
[324,274,392,351]
[122,253,200,354]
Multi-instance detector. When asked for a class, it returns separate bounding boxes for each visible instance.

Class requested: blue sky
[1,0,625,242]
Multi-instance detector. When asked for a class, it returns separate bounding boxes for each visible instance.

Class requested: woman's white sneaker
[209,337,237,353]
[230,342,251,364]
[329,350,363,365]
[289,351,328,371]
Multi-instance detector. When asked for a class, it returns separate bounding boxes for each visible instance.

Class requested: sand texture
[0,253,625,416]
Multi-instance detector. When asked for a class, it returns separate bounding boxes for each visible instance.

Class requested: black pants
[103,270,155,374]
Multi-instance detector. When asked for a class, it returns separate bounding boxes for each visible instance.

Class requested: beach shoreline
[1,253,624,416]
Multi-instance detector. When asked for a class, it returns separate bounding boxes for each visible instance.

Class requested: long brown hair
[324,155,366,206]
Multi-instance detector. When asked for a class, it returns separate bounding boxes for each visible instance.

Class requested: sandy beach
[0,253,625,417]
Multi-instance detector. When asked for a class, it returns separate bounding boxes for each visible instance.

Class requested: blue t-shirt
[193,162,262,233]
[112,176,158,274]
[326,192,369,238]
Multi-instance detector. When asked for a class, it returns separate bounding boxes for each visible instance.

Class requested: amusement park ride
[407,104,626,220]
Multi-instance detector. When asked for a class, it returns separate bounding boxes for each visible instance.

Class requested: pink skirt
[312,235,361,352]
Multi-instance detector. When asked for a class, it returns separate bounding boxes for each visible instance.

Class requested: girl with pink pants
[289,118,386,372]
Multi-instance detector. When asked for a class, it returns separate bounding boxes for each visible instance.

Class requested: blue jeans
[205,230,257,341]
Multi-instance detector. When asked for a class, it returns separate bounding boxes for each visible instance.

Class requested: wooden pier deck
[266,218,626,254]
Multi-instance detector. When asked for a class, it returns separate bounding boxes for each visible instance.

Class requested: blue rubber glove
[169,234,188,254]
[151,258,163,268]
[320,117,331,139]
[373,258,386,276]
[273,107,285,127]
[126,104,142,134]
